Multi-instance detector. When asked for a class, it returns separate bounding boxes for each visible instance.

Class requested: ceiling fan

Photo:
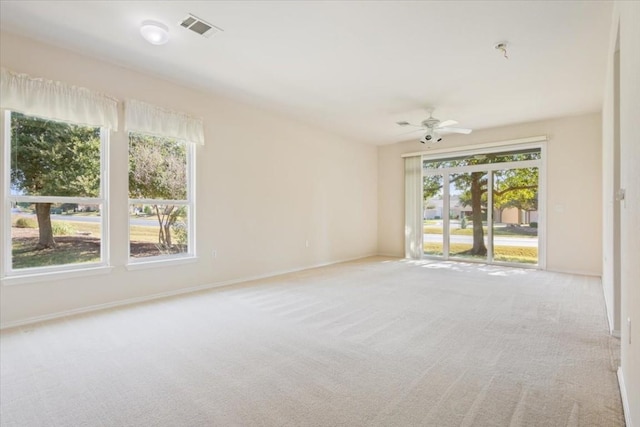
[396,110,472,143]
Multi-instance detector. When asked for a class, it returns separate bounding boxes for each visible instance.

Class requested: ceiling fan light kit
[420,130,442,144]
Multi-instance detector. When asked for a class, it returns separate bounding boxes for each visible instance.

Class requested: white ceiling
[0,1,613,145]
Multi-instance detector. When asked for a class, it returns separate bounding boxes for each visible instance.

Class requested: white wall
[0,32,378,326]
[378,113,603,276]
[603,2,640,425]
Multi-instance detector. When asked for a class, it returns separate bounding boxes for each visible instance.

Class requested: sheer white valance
[125,99,204,145]
[0,68,118,129]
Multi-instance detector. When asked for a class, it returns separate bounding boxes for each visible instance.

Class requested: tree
[10,113,100,249]
[493,168,539,216]
[423,151,539,256]
[128,133,187,252]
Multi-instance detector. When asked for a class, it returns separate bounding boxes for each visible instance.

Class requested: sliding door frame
[418,138,547,269]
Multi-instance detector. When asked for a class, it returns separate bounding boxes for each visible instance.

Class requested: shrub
[529,222,538,228]
[52,221,76,236]
[15,217,37,228]
[460,216,468,229]
[171,221,188,247]
[61,203,78,213]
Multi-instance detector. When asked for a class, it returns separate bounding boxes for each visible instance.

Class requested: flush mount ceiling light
[140,20,169,45]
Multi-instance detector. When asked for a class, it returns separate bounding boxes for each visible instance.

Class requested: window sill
[126,256,198,271]
[1,265,114,286]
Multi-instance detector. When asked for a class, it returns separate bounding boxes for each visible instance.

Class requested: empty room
[0,1,638,426]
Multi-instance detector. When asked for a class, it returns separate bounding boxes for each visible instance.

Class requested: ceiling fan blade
[437,119,458,128]
[438,127,473,134]
[398,128,425,135]
[396,121,423,128]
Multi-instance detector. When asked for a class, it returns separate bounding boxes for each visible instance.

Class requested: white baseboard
[618,367,632,427]
[545,267,602,278]
[0,253,377,330]
[376,253,403,258]
[601,278,617,336]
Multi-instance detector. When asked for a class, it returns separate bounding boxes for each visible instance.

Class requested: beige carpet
[0,257,624,426]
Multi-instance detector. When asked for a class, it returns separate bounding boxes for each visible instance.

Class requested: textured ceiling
[0,1,613,145]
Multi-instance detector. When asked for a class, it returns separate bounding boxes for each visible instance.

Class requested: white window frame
[126,133,196,267]
[1,110,110,282]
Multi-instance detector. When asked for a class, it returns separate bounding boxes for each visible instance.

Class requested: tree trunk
[154,205,176,249]
[164,206,176,247]
[154,205,167,247]
[164,225,172,246]
[470,172,487,256]
[35,202,56,249]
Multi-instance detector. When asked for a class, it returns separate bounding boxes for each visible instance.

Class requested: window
[124,99,202,265]
[1,70,201,279]
[128,132,194,261]
[1,68,117,280]
[4,111,108,273]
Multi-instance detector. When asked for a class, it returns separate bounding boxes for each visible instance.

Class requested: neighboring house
[496,207,539,224]
[426,197,538,224]
[424,196,473,220]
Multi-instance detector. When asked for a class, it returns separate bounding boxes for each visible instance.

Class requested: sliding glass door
[422,145,542,267]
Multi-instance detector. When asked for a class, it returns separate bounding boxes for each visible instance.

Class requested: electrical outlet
[305,240,310,248]
[212,250,217,258]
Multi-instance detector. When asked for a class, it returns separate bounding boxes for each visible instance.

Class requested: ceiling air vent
[179,14,222,38]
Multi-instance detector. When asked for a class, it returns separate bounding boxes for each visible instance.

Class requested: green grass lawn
[11,215,537,269]
[12,237,101,269]
[60,211,100,217]
[424,242,538,264]
[424,225,537,237]
[12,216,161,242]
[11,217,165,269]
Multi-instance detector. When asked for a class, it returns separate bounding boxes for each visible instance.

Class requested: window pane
[11,203,102,269]
[423,174,444,256]
[10,113,101,197]
[128,133,187,200]
[423,148,541,170]
[492,167,539,264]
[129,204,189,259]
[448,172,488,261]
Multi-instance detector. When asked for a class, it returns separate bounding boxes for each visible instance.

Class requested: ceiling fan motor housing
[421,118,439,128]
